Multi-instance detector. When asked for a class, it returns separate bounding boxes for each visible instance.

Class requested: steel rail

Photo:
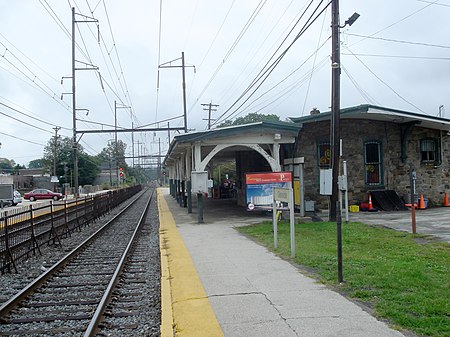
[83,188,154,336]
[0,188,146,318]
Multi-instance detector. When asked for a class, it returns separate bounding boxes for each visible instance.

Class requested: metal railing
[0,185,142,274]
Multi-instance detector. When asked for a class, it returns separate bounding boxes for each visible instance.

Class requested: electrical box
[338,175,347,191]
[191,171,208,194]
[320,169,332,195]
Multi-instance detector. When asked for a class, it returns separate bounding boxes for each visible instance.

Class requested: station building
[163,104,450,213]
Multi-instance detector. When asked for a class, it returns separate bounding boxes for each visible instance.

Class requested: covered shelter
[163,121,302,214]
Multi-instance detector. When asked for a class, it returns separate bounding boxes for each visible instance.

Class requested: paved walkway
[159,188,406,337]
[346,207,450,243]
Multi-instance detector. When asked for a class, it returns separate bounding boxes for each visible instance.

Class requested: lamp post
[331,0,359,283]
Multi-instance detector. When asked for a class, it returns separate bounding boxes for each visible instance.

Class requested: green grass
[237,221,450,337]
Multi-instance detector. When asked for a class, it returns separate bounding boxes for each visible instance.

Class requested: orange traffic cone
[419,194,426,209]
[443,192,449,207]
[368,194,377,212]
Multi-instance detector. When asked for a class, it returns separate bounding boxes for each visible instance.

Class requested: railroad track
[0,186,161,336]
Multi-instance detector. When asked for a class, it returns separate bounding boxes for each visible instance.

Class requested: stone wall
[296,118,450,209]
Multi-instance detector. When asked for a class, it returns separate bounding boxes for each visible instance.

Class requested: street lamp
[331,0,360,283]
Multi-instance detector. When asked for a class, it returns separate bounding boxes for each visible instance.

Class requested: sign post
[273,187,295,258]
[410,166,417,234]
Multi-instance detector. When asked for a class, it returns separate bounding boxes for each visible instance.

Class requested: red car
[24,189,63,201]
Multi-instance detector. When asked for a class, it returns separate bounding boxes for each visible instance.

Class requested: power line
[0,110,52,133]
[346,33,450,49]
[0,130,46,146]
[342,52,450,61]
[193,0,269,106]
[344,46,427,114]
[341,64,379,105]
[349,0,443,48]
[302,6,328,116]
[0,100,71,131]
[213,0,307,111]
[213,0,331,126]
[0,41,72,112]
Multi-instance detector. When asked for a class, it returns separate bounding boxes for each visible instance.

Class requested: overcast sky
[1,0,449,166]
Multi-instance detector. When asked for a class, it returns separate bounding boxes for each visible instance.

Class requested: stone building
[290,104,450,208]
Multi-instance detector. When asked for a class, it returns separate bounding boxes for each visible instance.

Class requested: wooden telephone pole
[201,102,219,129]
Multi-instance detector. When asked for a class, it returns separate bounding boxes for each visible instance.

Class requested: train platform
[158,188,406,337]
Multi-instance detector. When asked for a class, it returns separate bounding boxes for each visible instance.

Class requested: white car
[11,190,22,206]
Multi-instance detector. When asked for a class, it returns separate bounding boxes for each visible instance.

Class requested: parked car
[24,189,63,201]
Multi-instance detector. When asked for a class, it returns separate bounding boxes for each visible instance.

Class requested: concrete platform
[159,188,412,337]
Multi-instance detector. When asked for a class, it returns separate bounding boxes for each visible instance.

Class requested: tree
[28,159,45,169]
[96,140,129,186]
[217,112,280,128]
[43,136,100,186]
[0,158,14,173]
[97,140,127,169]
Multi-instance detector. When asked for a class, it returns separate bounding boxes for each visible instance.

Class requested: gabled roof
[173,120,300,143]
[164,120,301,166]
[289,104,450,131]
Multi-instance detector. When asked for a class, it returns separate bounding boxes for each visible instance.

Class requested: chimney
[310,108,320,115]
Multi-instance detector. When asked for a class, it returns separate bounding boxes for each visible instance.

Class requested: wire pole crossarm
[158,52,195,133]
[201,102,219,130]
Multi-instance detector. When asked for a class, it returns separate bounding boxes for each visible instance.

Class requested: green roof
[289,104,450,131]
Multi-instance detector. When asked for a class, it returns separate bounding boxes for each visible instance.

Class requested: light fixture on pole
[331,0,360,283]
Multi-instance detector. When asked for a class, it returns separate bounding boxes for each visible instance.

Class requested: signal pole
[53,127,61,192]
[201,102,219,130]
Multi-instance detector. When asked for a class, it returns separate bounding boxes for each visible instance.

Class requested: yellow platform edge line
[158,188,224,337]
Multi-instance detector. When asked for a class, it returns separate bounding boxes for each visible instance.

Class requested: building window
[318,143,331,168]
[364,141,382,185]
[420,138,438,163]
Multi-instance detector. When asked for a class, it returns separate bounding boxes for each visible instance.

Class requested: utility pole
[68,7,98,197]
[131,121,135,168]
[53,127,61,192]
[330,0,340,224]
[71,7,78,197]
[159,52,195,133]
[330,0,360,284]
[158,138,161,183]
[167,122,171,144]
[114,101,131,186]
[201,102,219,130]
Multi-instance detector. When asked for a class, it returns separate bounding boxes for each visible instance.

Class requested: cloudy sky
[1,0,449,166]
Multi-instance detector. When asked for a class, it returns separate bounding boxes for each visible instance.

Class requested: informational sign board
[272,187,295,258]
[246,172,292,210]
[191,171,208,194]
